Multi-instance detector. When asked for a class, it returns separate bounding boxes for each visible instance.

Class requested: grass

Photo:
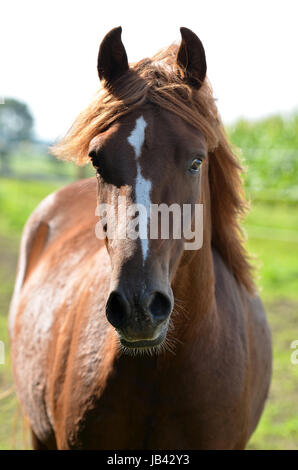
[247,299,298,449]
[0,171,297,449]
[0,179,63,239]
[244,202,298,300]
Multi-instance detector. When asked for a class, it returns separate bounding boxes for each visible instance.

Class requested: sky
[1,0,298,141]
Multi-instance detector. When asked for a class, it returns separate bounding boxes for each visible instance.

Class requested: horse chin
[118,329,168,355]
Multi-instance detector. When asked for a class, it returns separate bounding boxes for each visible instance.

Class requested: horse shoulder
[9,192,54,336]
[9,178,98,336]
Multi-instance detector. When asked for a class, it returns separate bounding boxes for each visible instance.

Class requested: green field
[0,113,298,449]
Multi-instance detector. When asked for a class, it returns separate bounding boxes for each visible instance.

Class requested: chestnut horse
[10,27,272,450]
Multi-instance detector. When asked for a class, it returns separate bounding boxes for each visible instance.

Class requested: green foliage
[229,114,298,149]
[0,179,62,238]
[228,113,298,202]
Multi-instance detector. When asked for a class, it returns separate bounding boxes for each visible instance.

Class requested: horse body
[10,178,271,449]
[10,27,272,450]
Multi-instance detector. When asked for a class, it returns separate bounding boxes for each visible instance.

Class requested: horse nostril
[106,291,129,329]
[148,292,172,321]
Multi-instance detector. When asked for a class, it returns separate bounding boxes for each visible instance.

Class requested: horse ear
[97,26,129,84]
[177,27,207,89]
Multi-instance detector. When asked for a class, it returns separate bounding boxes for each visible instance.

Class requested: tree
[0,98,34,173]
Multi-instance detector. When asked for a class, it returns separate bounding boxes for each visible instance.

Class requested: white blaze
[128,116,151,262]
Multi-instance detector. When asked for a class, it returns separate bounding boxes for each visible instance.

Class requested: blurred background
[0,0,297,449]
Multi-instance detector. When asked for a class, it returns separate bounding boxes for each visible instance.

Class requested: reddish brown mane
[51,44,254,293]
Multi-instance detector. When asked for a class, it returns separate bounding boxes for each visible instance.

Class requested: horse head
[89,27,207,350]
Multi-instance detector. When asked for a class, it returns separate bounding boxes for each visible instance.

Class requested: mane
[51,44,255,293]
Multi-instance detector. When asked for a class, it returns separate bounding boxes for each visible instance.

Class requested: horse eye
[189,157,203,173]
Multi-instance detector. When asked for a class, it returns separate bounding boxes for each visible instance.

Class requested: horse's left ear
[177,27,207,89]
[97,26,129,85]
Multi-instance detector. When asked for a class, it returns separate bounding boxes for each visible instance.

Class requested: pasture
[0,113,297,449]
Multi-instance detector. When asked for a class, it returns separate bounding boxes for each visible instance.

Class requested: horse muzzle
[106,288,173,349]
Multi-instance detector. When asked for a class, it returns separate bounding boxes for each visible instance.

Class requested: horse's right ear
[97,26,129,85]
